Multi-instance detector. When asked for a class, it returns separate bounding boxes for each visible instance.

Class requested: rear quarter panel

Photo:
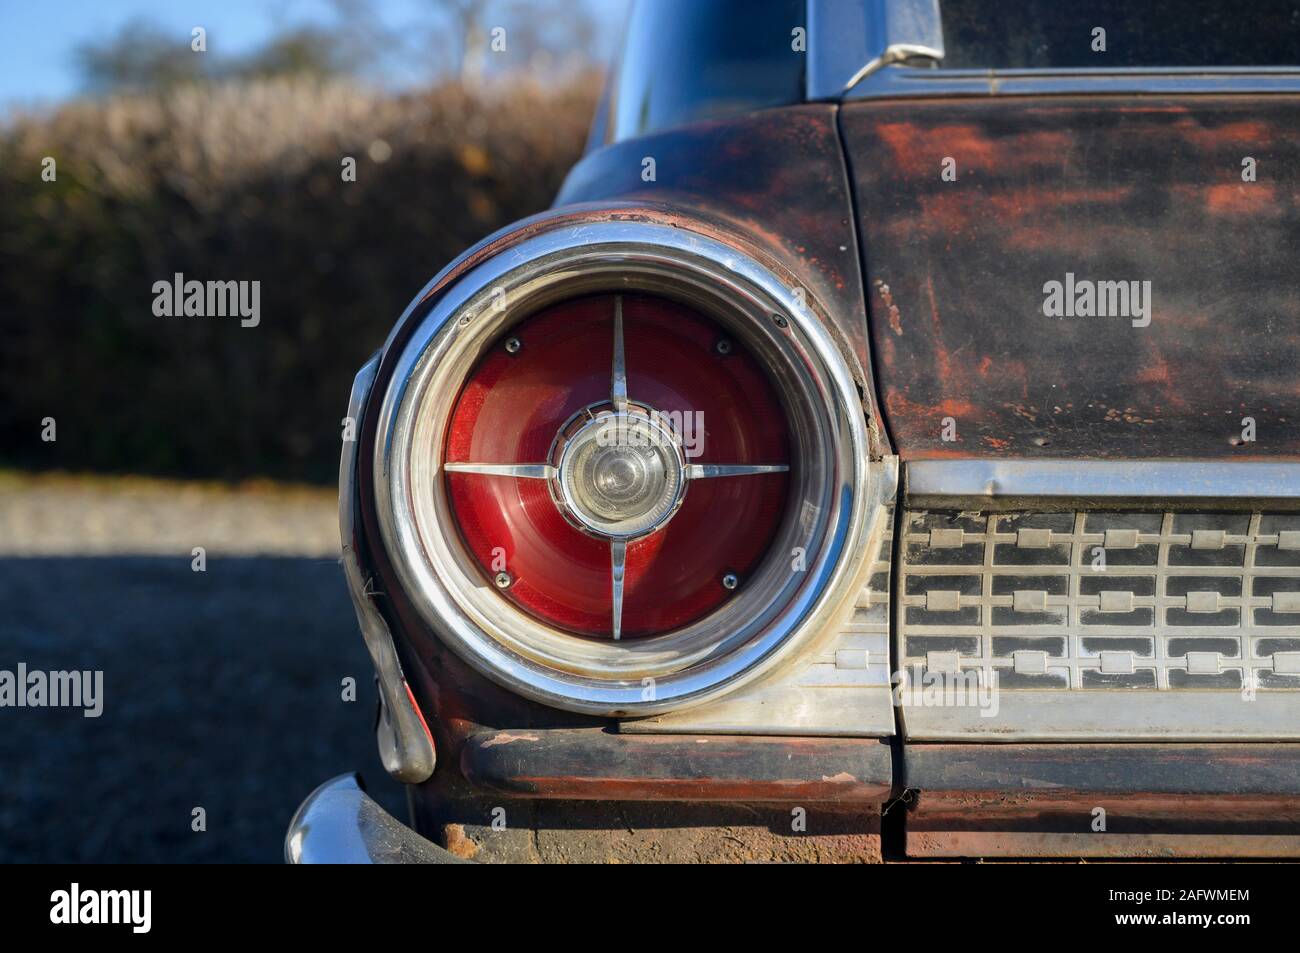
[841,95,1300,459]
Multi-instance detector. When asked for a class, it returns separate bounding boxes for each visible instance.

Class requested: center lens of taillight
[553,407,685,538]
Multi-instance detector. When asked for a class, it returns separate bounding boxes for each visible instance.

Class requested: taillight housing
[372,220,875,715]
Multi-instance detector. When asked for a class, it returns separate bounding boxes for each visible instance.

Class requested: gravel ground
[0,474,407,863]
[0,473,343,557]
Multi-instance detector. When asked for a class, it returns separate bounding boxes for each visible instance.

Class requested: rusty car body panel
[842,96,1300,459]
[904,743,1300,858]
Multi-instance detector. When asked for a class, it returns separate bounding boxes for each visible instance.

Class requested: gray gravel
[0,475,342,557]
[0,477,407,863]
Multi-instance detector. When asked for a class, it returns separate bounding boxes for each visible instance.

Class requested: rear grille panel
[899,510,1300,693]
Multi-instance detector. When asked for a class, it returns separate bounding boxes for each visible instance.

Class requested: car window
[939,0,1300,69]
[607,0,805,143]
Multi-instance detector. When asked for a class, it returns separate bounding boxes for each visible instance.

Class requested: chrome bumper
[284,774,465,864]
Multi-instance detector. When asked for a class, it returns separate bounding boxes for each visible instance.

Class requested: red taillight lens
[444,293,790,639]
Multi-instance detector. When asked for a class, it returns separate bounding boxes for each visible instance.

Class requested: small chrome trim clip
[808,0,944,99]
[843,43,944,92]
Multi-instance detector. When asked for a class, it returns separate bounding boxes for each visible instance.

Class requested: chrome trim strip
[285,774,465,864]
[342,355,435,784]
[610,293,628,411]
[443,462,555,479]
[846,64,1300,100]
[685,464,790,479]
[610,539,626,643]
[907,459,1300,503]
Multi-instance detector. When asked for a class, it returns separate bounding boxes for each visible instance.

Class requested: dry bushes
[0,76,597,480]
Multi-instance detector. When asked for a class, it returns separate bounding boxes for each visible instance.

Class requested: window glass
[939,0,1300,69]
[608,0,805,142]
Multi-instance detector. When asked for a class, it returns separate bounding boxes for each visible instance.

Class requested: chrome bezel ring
[372,220,875,716]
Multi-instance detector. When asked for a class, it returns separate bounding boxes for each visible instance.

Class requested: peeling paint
[480,732,542,748]
[875,279,903,336]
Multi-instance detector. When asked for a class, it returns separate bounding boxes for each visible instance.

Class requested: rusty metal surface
[412,757,883,863]
[908,790,1300,859]
[905,743,1300,795]
[460,728,894,802]
[904,743,1300,858]
[841,96,1300,460]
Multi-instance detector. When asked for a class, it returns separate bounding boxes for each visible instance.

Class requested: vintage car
[286,0,1300,862]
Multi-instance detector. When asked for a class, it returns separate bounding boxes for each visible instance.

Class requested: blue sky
[0,0,628,110]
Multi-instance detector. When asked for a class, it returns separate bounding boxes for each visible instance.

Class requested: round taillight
[444,293,790,639]
[373,221,875,716]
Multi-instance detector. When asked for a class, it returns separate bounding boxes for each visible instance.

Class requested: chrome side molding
[342,354,435,784]
[845,64,1300,100]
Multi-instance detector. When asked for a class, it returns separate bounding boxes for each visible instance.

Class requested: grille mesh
[899,510,1300,692]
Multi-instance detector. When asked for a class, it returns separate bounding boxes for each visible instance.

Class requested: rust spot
[874,122,1072,176]
[923,276,948,379]
[1100,405,1156,425]
[875,279,903,335]
[886,392,976,422]
[821,772,859,784]
[442,823,480,859]
[1172,117,1273,150]
[1202,182,1278,216]
[1136,356,1172,388]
